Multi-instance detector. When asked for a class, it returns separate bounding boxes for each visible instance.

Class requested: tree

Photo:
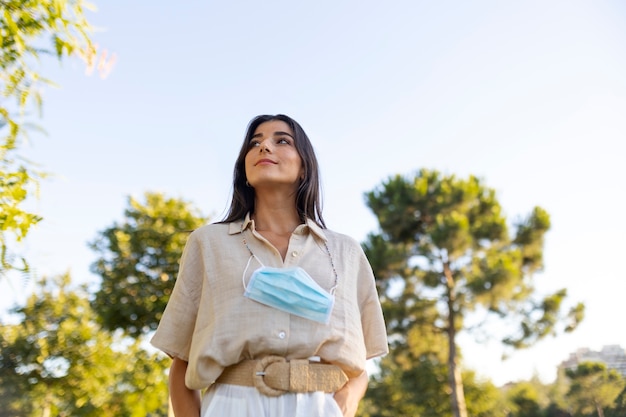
[362,352,506,417]
[364,169,585,417]
[606,385,626,417]
[1,0,100,276]
[460,370,507,417]
[360,288,507,417]
[360,299,454,417]
[565,362,624,417]
[544,367,575,417]
[504,380,548,417]
[0,273,169,416]
[90,192,209,336]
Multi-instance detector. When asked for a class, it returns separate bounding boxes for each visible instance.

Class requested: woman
[151,114,388,417]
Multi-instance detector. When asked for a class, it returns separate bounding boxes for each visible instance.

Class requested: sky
[2,0,626,387]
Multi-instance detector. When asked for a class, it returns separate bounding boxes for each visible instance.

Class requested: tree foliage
[1,0,97,276]
[362,348,506,417]
[565,362,625,417]
[360,287,507,417]
[606,385,626,417]
[504,379,550,417]
[360,298,453,417]
[363,169,585,417]
[90,191,209,336]
[0,273,169,416]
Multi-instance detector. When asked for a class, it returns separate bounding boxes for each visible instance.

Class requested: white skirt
[201,383,344,417]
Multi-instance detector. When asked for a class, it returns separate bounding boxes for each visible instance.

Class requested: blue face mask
[243,264,335,324]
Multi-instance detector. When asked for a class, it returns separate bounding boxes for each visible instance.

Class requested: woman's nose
[260,140,271,152]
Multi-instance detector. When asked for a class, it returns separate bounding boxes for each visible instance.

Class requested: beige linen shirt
[150,214,388,390]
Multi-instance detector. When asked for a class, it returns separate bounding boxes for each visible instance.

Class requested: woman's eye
[277,138,290,145]
[249,140,260,147]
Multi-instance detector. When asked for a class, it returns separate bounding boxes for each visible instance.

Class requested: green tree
[543,403,572,417]
[544,367,574,417]
[504,379,548,417]
[0,273,169,416]
[360,293,507,417]
[360,301,452,417]
[90,192,209,336]
[462,370,507,417]
[1,0,99,276]
[606,385,626,417]
[364,169,585,417]
[565,362,624,417]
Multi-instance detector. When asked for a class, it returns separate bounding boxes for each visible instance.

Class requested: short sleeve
[150,231,204,360]
[355,245,389,359]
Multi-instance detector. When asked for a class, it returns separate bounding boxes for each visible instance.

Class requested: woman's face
[244,120,304,192]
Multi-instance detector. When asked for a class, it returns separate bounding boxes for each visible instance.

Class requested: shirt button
[291,251,299,257]
[278,331,286,339]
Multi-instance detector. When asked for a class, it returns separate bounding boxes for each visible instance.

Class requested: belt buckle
[253,355,287,397]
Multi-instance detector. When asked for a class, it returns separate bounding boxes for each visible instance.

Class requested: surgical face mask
[243,262,335,324]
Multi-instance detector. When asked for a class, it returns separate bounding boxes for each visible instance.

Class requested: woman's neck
[251,198,302,261]
[252,197,302,235]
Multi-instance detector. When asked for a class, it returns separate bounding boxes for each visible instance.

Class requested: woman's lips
[255,159,277,165]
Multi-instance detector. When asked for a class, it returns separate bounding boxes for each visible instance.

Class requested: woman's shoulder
[187,221,233,242]
[321,227,363,250]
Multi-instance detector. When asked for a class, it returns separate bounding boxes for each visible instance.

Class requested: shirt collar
[228,212,327,241]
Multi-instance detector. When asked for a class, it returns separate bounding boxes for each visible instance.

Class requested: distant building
[559,345,626,377]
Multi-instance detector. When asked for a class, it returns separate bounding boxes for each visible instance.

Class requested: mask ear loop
[240,221,264,290]
[324,241,339,295]
[242,253,264,290]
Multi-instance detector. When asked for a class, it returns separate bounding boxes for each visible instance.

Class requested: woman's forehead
[253,120,294,136]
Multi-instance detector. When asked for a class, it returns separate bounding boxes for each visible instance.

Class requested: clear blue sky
[2,0,626,386]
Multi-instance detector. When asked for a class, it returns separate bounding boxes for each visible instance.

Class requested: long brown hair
[220,114,326,228]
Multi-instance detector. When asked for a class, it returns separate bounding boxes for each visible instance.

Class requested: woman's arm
[169,357,201,417]
[333,370,369,417]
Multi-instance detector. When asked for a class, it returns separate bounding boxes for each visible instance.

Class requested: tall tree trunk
[444,263,468,417]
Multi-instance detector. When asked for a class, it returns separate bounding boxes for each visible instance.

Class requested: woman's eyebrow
[274,131,294,139]
[251,131,294,139]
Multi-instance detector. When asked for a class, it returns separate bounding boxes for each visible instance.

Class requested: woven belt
[216,356,348,397]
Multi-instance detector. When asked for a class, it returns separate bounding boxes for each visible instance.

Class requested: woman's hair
[220,114,326,228]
